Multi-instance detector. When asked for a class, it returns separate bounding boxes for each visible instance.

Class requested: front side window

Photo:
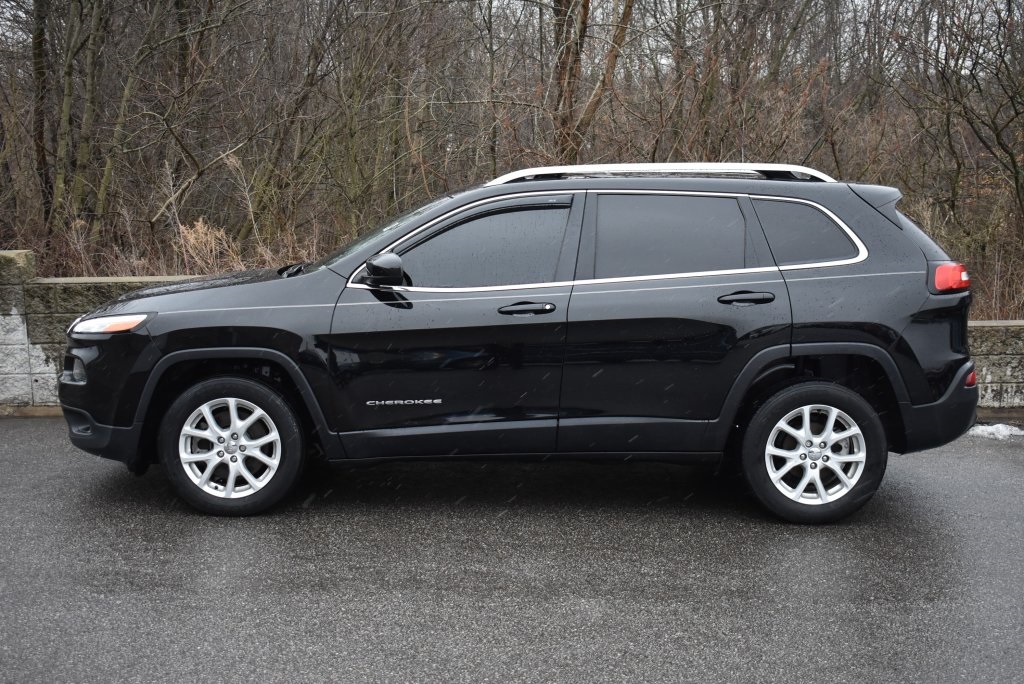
[594,194,746,278]
[399,207,570,288]
[752,199,858,266]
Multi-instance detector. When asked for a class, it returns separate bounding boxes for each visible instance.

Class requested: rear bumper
[899,361,978,454]
[61,405,148,473]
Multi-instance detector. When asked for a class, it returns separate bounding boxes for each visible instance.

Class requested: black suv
[59,163,977,522]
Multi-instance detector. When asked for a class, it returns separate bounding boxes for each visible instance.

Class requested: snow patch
[968,424,1024,440]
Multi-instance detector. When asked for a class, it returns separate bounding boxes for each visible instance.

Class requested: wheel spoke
[200,404,220,432]
[227,398,241,432]
[771,460,803,483]
[238,462,261,490]
[238,408,267,436]
[801,406,812,436]
[223,466,236,497]
[182,427,216,442]
[197,463,216,487]
[779,422,804,441]
[767,446,800,459]
[790,470,812,500]
[247,431,280,449]
[181,451,215,464]
[821,406,839,440]
[831,426,862,443]
[247,450,277,468]
[830,452,866,463]
[826,462,853,488]
[813,471,830,503]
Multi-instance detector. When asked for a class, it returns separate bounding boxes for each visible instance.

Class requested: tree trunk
[31,0,52,225]
[71,0,107,218]
[49,0,85,231]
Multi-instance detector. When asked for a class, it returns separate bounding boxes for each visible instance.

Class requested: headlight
[71,314,150,334]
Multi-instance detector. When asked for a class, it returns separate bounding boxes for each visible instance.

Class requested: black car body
[60,163,977,521]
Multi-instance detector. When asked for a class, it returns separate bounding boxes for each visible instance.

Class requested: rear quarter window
[752,199,858,267]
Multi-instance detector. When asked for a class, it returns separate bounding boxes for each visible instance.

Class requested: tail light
[932,262,970,293]
[965,369,977,388]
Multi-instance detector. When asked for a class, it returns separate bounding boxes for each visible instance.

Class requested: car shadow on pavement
[290,458,769,519]
[77,456,766,518]
[78,454,923,529]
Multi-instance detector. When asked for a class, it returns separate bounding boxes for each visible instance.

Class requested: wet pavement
[1,417,1022,683]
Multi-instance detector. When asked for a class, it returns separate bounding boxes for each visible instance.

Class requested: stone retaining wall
[1,251,186,410]
[2,250,1023,411]
[969,321,1024,408]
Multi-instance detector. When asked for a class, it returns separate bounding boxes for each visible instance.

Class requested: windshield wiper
[282,262,307,277]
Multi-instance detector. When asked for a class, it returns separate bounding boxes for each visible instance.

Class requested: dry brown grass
[28,217,344,279]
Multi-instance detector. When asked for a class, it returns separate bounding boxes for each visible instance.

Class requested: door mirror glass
[364,253,404,287]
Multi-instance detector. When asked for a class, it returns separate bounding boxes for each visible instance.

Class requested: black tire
[159,377,305,515]
[741,381,887,524]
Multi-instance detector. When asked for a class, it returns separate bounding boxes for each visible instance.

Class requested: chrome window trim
[749,195,869,270]
[347,280,572,293]
[347,265,782,294]
[341,279,787,303]
[336,292,573,307]
[346,189,867,294]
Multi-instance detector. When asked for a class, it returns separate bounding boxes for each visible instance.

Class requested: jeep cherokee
[59,163,977,522]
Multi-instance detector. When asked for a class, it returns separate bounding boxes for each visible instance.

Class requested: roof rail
[485,163,837,186]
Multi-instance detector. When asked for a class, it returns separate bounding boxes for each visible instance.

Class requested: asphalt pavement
[1,417,1022,683]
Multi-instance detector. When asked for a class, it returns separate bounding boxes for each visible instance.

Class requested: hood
[111,268,281,304]
[83,266,337,321]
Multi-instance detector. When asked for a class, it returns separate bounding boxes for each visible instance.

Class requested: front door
[328,192,583,459]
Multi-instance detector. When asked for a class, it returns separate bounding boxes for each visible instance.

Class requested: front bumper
[899,361,978,453]
[61,405,148,474]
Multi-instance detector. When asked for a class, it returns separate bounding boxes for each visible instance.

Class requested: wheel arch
[136,348,344,466]
[710,343,910,453]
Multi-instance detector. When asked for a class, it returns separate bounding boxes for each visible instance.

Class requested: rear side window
[399,207,569,288]
[752,199,858,266]
[594,195,746,278]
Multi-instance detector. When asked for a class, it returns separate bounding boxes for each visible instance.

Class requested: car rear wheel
[741,382,887,523]
[160,377,304,515]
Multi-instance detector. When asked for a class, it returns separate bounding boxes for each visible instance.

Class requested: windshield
[312,195,454,269]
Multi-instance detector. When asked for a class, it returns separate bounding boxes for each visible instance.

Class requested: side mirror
[364,253,404,287]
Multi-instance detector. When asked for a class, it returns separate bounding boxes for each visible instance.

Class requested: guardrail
[2,249,1021,412]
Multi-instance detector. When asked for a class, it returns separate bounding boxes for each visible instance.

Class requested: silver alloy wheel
[178,397,281,499]
[764,404,866,506]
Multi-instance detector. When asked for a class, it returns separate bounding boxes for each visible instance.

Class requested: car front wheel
[741,382,888,523]
[159,377,305,515]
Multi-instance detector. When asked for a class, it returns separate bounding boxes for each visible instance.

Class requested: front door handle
[717,291,776,306]
[498,301,557,316]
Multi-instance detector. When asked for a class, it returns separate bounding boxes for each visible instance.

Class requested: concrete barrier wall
[1,251,186,410]
[2,250,1023,411]
[969,321,1024,408]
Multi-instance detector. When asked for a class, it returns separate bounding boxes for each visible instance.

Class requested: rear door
[328,192,583,459]
[558,191,791,452]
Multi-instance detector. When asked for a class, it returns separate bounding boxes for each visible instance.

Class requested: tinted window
[399,207,569,288]
[752,199,858,266]
[594,195,746,278]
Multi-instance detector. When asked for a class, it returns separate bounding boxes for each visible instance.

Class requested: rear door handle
[498,302,557,316]
[717,291,776,306]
